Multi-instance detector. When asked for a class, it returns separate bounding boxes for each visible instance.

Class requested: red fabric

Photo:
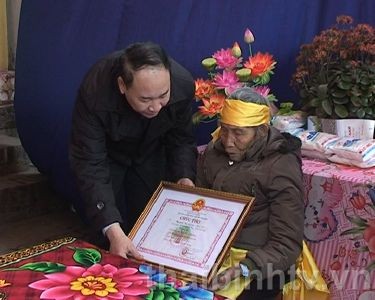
[0,238,224,299]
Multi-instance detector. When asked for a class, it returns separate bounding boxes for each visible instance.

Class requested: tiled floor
[0,167,92,255]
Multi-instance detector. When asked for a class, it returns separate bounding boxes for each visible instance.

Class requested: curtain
[14,0,375,210]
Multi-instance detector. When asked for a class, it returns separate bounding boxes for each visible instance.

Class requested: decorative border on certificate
[129,182,254,284]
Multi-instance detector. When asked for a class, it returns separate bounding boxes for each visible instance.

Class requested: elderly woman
[196,87,304,300]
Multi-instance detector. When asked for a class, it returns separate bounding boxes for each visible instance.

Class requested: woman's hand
[209,266,242,291]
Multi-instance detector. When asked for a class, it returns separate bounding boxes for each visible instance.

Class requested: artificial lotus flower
[213,70,242,94]
[244,52,276,82]
[244,28,255,44]
[231,42,242,58]
[212,48,241,69]
[193,28,277,125]
[198,93,226,117]
[195,78,215,100]
[253,85,270,98]
[201,57,217,70]
[236,68,251,82]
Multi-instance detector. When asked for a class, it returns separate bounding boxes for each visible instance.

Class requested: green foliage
[69,247,102,266]
[16,262,66,274]
[145,284,180,300]
[277,102,298,116]
[291,15,375,119]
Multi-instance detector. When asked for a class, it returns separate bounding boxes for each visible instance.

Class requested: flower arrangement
[291,15,375,119]
[193,28,277,124]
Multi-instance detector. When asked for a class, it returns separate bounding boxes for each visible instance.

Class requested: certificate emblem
[192,198,205,211]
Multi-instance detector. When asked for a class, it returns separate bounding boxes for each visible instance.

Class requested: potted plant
[290,15,375,134]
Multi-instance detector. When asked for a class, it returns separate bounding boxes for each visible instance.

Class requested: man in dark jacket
[70,42,197,259]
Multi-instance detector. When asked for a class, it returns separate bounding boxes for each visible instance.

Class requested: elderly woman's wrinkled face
[220,123,257,161]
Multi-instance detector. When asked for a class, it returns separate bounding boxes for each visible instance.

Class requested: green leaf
[153,290,164,300]
[192,112,204,125]
[309,98,321,107]
[70,247,102,266]
[331,90,347,98]
[356,108,366,118]
[360,77,370,85]
[337,81,352,90]
[254,73,270,85]
[146,284,180,300]
[344,210,368,226]
[317,84,328,98]
[366,261,375,272]
[351,86,362,97]
[332,97,349,104]
[341,75,352,83]
[357,246,369,252]
[360,97,369,106]
[322,99,332,115]
[145,290,154,300]
[19,262,66,274]
[334,104,349,118]
[340,228,366,236]
[350,95,362,107]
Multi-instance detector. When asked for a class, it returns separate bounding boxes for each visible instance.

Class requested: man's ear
[117,76,126,94]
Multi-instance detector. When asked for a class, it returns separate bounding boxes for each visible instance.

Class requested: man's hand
[105,223,143,260]
[177,177,195,187]
[209,266,242,291]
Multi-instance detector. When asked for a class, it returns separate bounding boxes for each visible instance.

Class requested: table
[0,237,225,300]
[302,158,375,300]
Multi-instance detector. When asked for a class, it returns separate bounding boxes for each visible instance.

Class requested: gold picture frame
[128,181,254,284]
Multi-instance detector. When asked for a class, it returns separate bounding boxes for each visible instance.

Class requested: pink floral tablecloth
[302,158,375,300]
[0,238,224,300]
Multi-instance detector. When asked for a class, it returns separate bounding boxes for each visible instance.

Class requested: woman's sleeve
[243,153,304,278]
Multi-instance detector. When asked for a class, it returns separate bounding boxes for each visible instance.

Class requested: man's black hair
[121,42,171,86]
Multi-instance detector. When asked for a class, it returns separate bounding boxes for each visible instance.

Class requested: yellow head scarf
[211,99,270,141]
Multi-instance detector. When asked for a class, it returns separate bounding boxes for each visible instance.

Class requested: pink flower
[212,48,241,69]
[253,86,270,97]
[213,70,242,94]
[29,264,154,299]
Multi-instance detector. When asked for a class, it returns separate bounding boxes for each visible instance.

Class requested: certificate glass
[129,181,254,284]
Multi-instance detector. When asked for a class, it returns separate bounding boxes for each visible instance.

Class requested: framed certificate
[128,181,254,284]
